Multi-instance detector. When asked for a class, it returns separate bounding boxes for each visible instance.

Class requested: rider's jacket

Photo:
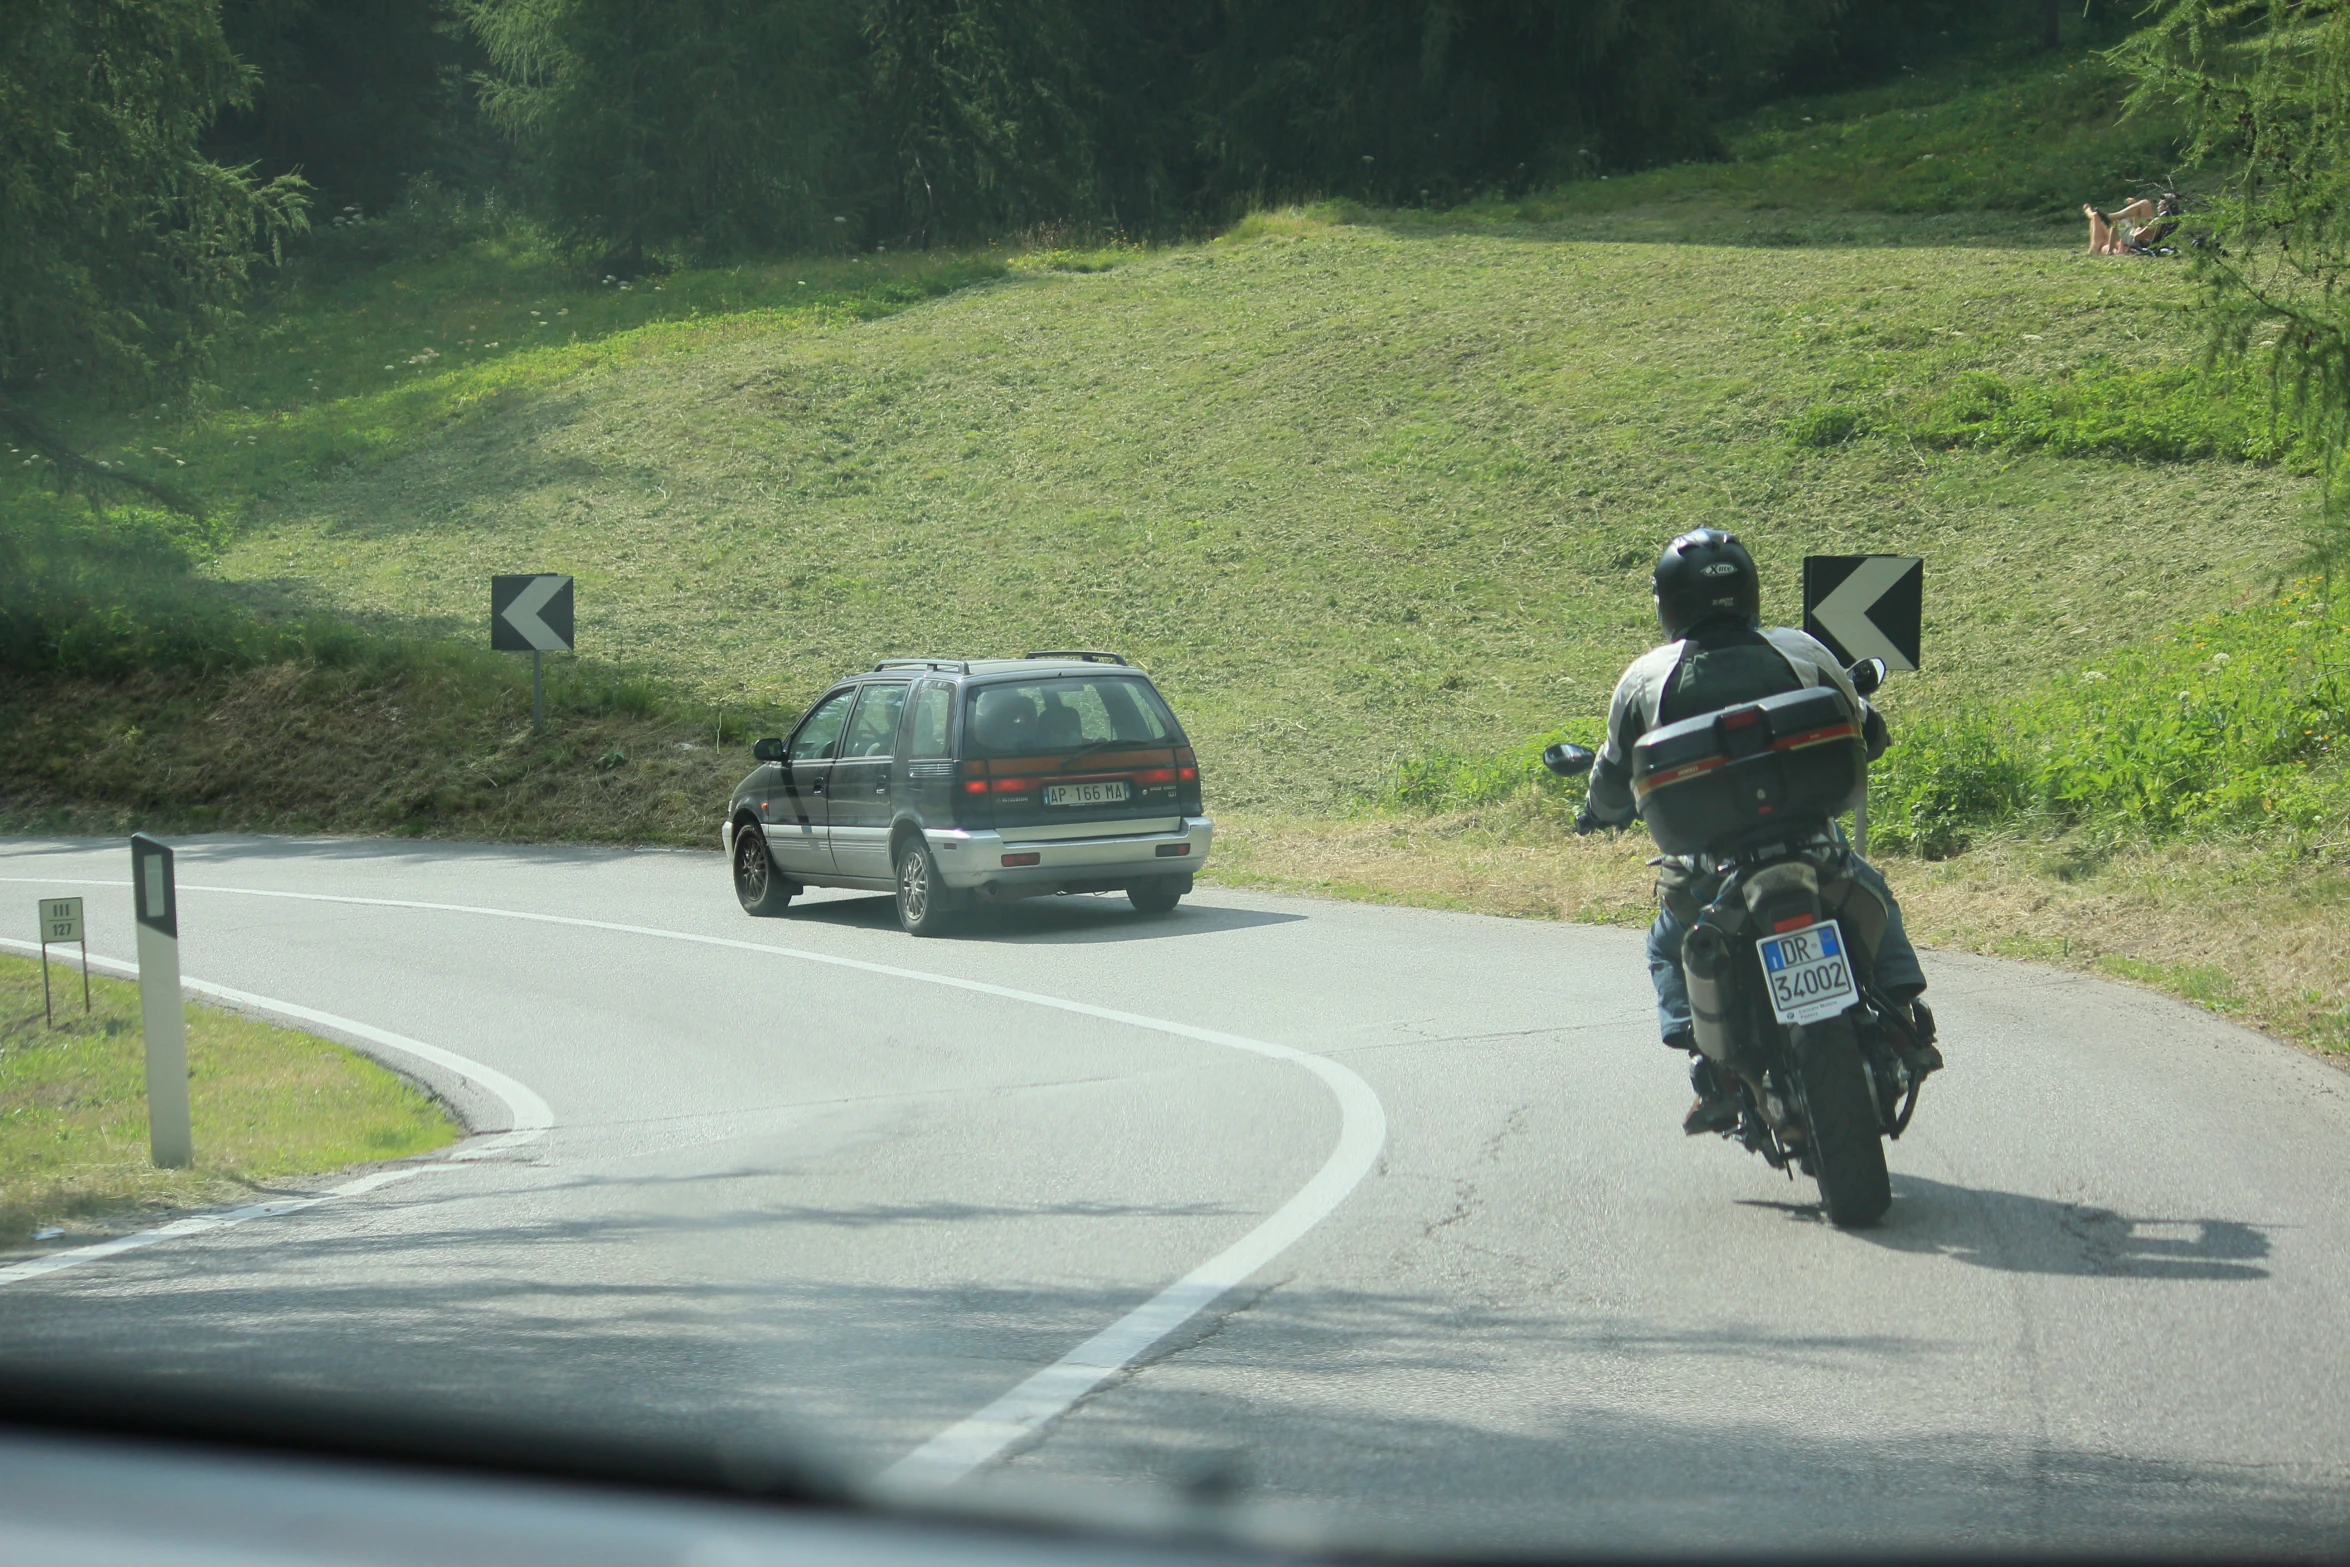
[1587,618,1866,827]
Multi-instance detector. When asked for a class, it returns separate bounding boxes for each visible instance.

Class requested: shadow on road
[1740,1174,2272,1280]
[3,1223,2338,1555]
[768,892,1306,945]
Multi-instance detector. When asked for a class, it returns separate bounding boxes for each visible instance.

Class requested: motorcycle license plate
[1756,919,1858,1026]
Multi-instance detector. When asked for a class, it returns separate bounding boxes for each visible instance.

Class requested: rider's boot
[1681,1054,1740,1136]
[1885,989,1943,1079]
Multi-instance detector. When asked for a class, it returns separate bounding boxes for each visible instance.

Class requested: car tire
[894,838,958,937]
[1128,880,1183,916]
[732,824,796,916]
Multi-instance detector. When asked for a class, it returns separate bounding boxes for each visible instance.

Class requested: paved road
[2,835,2346,1555]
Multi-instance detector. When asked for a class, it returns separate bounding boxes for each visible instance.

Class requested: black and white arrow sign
[491,574,575,652]
[1802,555,1922,672]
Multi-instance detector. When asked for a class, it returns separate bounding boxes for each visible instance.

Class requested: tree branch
[0,394,205,520]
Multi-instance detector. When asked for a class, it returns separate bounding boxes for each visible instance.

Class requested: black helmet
[1653,528,1760,638]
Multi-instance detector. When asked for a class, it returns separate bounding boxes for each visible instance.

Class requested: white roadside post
[130,833,194,1168]
[37,895,90,1026]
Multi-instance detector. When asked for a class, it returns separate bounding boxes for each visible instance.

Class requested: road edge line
[0,936,554,1288]
[3,878,1388,1482]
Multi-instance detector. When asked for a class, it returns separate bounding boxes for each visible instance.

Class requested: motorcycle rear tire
[1796,1018,1892,1228]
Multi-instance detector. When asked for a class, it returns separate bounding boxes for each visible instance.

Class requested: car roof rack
[871,658,972,673]
[1020,649,1129,665]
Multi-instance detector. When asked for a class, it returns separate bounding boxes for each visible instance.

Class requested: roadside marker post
[130,834,193,1169]
[491,574,575,734]
[36,896,90,1026]
[1803,555,1925,860]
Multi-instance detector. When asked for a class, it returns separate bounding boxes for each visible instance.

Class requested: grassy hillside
[204,216,2300,812]
[2,49,2342,1052]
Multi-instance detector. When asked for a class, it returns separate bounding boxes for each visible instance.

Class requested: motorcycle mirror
[1542,742,1597,778]
[1848,658,1887,697]
[752,737,787,762]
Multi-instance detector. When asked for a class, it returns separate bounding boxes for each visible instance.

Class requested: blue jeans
[1647,854,1925,1039]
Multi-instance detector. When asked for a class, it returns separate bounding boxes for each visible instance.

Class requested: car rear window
[964,678,1179,757]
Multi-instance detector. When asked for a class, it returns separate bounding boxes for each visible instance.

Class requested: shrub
[1906,365,2306,466]
[1383,587,2348,857]
[1385,721,1606,811]
[1871,583,2348,851]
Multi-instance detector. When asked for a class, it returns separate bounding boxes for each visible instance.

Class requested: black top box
[1630,685,1863,854]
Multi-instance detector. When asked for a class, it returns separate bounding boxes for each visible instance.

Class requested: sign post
[1802,555,1924,859]
[490,574,575,734]
[37,896,89,1026]
[130,834,193,1169]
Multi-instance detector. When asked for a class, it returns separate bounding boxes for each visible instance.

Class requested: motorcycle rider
[1579,528,1940,1135]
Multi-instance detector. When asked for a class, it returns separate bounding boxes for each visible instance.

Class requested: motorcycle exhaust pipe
[1681,923,1738,1064]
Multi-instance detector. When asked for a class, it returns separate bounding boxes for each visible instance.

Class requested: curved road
[2,835,2346,1555]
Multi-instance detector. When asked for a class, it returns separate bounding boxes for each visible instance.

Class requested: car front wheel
[733,824,796,916]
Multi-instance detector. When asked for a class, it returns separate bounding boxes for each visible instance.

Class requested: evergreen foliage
[2116,0,2350,566]
[464,0,864,263]
[208,0,488,212]
[0,0,307,399]
[456,0,1871,258]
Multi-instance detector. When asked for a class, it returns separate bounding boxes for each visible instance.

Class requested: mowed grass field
[212,215,2301,810]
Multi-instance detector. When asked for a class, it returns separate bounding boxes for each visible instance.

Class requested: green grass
[0,952,458,1241]
[187,219,2307,813]
[0,45,2319,830]
[1480,53,2184,237]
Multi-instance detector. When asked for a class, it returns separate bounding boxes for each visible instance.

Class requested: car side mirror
[1542,742,1596,778]
[1848,658,1887,697]
[752,737,787,762]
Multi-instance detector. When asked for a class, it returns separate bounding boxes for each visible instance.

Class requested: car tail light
[1174,746,1198,783]
[1156,843,1190,857]
[962,779,987,794]
[1134,767,1178,784]
[1001,852,1041,867]
[991,777,1035,794]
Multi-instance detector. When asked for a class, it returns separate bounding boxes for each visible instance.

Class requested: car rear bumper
[926,816,1212,893]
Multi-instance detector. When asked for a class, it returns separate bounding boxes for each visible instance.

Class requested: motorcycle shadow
[1737,1174,2271,1280]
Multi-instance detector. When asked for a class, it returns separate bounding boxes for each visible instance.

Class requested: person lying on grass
[2083,193,2181,256]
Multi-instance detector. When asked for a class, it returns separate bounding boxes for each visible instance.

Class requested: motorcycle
[1543,658,1933,1228]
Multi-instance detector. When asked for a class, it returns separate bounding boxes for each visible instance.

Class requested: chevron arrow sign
[491,574,575,652]
[1802,555,1921,672]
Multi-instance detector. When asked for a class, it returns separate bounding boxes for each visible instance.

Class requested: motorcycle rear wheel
[1796,1018,1891,1228]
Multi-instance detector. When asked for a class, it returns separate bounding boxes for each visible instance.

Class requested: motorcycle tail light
[1772,913,1815,933]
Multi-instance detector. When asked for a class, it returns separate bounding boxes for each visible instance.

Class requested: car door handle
[810,778,825,794]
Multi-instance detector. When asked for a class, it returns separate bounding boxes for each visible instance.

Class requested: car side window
[841,683,908,759]
[904,682,953,759]
[789,691,856,763]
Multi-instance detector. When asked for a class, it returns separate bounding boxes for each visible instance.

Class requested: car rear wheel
[1128,880,1183,916]
[733,825,796,916]
[894,839,958,937]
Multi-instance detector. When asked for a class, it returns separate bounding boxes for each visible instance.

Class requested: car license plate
[1044,780,1129,807]
[1756,919,1858,1025]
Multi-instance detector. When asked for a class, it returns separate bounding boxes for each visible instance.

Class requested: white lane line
[0,935,554,1289]
[0,873,1389,1482]
[0,1169,421,1288]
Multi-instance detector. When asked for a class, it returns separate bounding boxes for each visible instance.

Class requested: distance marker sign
[491,574,575,652]
[1803,555,1922,673]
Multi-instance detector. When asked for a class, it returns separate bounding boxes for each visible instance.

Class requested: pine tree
[0,0,309,401]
